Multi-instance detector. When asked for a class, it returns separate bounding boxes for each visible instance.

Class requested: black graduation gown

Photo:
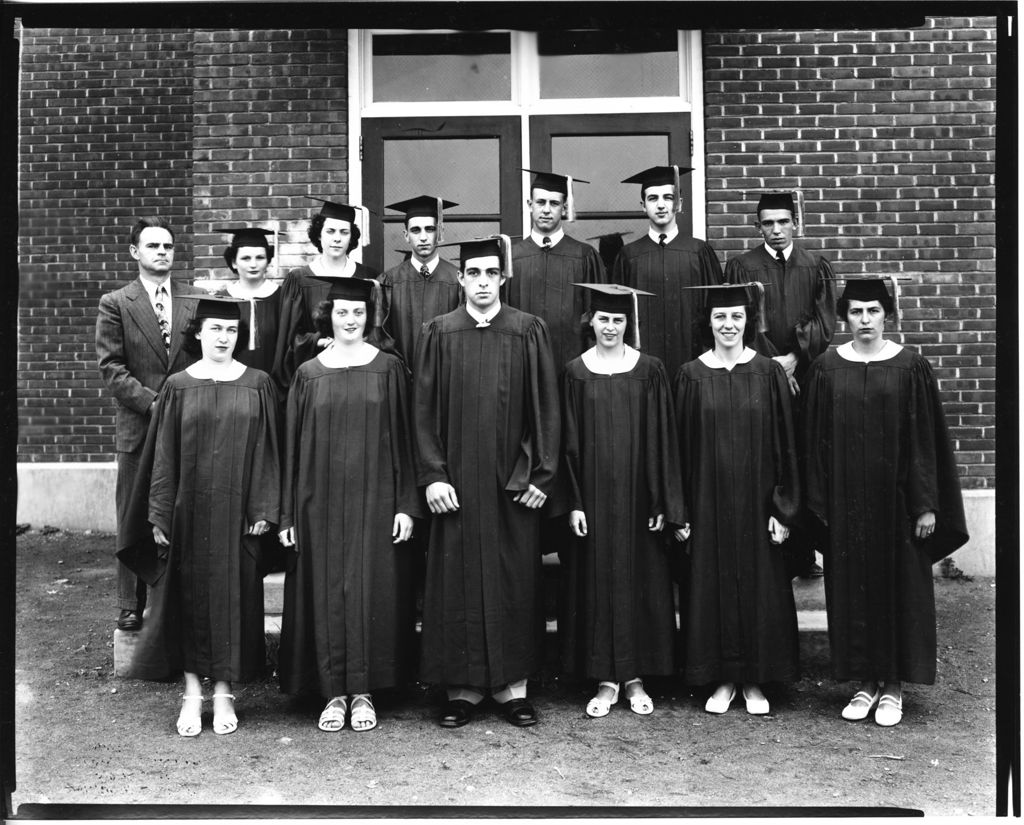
[674,353,801,685]
[611,234,723,380]
[723,243,836,388]
[505,235,606,374]
[379,258,462,366]
[559,353,687,681]
[803,346,969,684]
[233,285,284,388]
[271,263,379,389]
[116,368,281,682]
[414,305,561,690]
[277,351,424,697]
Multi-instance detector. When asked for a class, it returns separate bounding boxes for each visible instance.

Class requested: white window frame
[348,29,707,239]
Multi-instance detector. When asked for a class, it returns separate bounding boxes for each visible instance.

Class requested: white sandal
[841,686,881,721]
[624,678,654,715]
[874,693,903,727]
[586,681,619,718]
[318,696,348,732]
[349,694,377,732]
[212,692,238,735]
[176,694,204,737]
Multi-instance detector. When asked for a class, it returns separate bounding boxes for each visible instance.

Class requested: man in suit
[96,216,205,630]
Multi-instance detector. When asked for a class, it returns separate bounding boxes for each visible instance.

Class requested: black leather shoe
[117,609,142,631]
[502,698,537,727]
[439,699,475,728]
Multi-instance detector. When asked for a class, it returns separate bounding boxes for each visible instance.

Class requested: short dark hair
[182,315,249,358]
[836,292,895,320]
[308,214,361,253]
[130,216,174,247]
[698,302,759,348]
[224,242,275,273]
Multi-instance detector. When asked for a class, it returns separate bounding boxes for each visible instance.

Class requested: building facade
[15,11,1000,569]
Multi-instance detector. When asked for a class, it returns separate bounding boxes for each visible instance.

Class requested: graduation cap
[683,281,772,333]
[308,196,372,247]
[439,235,514,281]
[756,192,796,214]
[621,165,694,213]
[193,293,247,321]
[310,275,386,333]
[523,169,590,221]
[830,274,912,327]
[586,231,634,270]
[575,283,654,350]
[386,195,458,242]
[214,226,275,248]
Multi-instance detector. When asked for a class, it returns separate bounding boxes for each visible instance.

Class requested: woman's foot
[875,681,903,727]
[350,694,377,732]
[318,696,348,732]
[586,681,619,718]
[704,682,736,714]
[624,678,654,715]
[212,692,238,735]
[176,694,204,737]
[742,683,769,715]
[841,681,881,721]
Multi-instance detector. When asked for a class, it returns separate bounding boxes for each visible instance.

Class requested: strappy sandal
[318,696,348,732]
[624,678,654,715]
[212,692,238,735]
[586,681,619,718]
[349,694,377,732]
[176,694,204,737]
[841,686,881,721]
[874,693,903,727]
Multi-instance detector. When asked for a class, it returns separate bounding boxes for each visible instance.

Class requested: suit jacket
[96,277,206,453]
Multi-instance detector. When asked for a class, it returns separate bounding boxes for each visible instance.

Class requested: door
[360,116,522,273]
[528,113,693,248]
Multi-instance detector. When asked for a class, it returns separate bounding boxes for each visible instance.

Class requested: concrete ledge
[18,462,117,533]
[17,463,996,577]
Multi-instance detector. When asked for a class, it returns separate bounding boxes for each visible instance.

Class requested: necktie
[776,250,786,267]
[542,237,551,248]
[658,234,667,246]
[420,265,430,279]
[154,286,170,353]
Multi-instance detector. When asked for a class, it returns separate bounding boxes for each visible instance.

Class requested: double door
[361,112,692,273]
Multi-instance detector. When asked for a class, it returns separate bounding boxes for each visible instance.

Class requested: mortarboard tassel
[247,297,257,351]
[566,175,576,222]
[673,165,682,214]
[632,290,641,350]
[436,196,445,242]
[497,234,513,282]
[754,281,768,333]
[356,205,371,248]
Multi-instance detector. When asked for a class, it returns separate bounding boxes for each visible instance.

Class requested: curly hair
[308,214,361,254]
[181,315,249,358]
[223,241,275,273]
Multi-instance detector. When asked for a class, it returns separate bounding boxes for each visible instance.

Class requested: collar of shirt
[465,301,501,326]
[531,228,564,248]
[413,254,440,274]
[140,275,172,307]
[648,226,679,245]
[764,242,794,261]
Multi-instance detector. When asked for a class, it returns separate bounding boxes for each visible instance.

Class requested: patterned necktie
[154,285,170,353]
[420,265,430,279]
[658,234,667,247]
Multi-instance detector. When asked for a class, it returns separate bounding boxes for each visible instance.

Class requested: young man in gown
[414,236,560,728]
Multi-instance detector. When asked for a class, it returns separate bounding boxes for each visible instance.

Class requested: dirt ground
[11,528,997,816]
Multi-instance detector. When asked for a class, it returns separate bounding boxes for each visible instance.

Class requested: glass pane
[538,30,678,99]
[383,220,500,271]
[551,135,669,212]
[571,217,651,273]
[373,33,511,102]
[384,138,500,214]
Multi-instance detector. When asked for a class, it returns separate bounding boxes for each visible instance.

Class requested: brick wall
[18,27,194,462]
[703,16,997,488]
[192,29,350,283]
